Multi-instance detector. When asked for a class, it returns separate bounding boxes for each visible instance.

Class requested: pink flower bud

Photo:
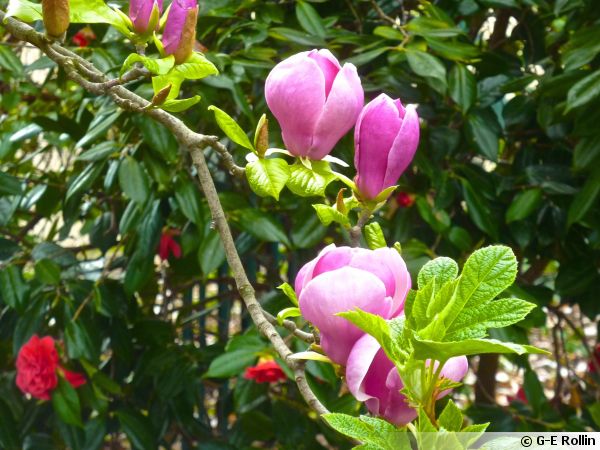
[354,94,420,200]
[265,49,364,159]
[130,0,163,35]
[162,0,198,64]
[296,244,410,365]
[346,334,468,425]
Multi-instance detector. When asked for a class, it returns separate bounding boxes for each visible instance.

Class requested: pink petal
[384,369,418,425]
[354,94,402,199]
[294,243,338,296]
[307,49,341,97]
[265,53,326,157]
[299,267,392,365]
[310,63,364,160]
[382,104,420,188]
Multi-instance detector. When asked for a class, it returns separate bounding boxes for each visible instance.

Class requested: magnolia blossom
[265,49,364,159]
[130,0,163,35]
[354,94,420,200]
[296,244,410,365]
[163,0,198,64]
[346,334,469,425]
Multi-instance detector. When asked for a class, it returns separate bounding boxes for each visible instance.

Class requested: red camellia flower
[244,360,287,384]
[588,343,600,373]
[72,27,96,47]
[158,229,182,260]
[396,192,414,208]
[16,335,86,400]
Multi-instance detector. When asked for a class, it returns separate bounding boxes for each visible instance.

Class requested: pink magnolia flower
[130,0,163,35]
[265,49,364,159]
[354,94,420,200]
[296,244,410,365]
[346,334,468,425]
[163,0,198,64]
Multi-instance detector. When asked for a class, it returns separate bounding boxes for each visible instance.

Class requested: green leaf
[208,106,254,151]
[567,167,600,226]
[588,403,600,429]
[406,49,447,94]
[116,410,156,450]
[0,399,20,449]
[417,257,458,290]
[461,179,499,240]
[322,414,411,450]
[561,25,600,71]
[0,172,22,196]
[234,209,291,247]
[449,64,476,113]
[204,350,257,378]
[407,17,464,38]
[161,96,201,113]
[120,54,175,76]
[338,310,405,364]
[76,142,118,162]
[566,69,600,112]
[65,162,105,205]
[118,157,150,205]
[295,1,326,38]
[197,230,226,274]
[426,38,480,61]
[467,111,500,161]
[439,400,463,431]
[172,52,219,80]
[52,378,83,428]
[246,158,290,200]
[287,161,336,197]
[364,222,387,249]
[412,336,549,361]
[70,0,132,36]
[277,307,301,325]
[5,0,42,22]
[505,188,542,223]
[441,246,517,328]
[0,266,29,311]
[174,178,203,225]
[312,204,350,227]
[278,282,299,306]
[445,298,536,341]
[0,44,24,74]
[34,259,61,285]
[573,134,600,171]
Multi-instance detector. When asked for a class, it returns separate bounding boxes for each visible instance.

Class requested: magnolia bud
[42,0,70,38]
[162,0,198,64]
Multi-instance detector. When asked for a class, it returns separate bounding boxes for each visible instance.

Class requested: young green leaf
[438,400,463,431]
[286,161,337,197]
[417,257,459,290]
[312,204,350,227]
[322,414,411,450]
[161,96,201,113]
[277,282,299,306]
[120,54,175,76]
[208,106,254,151]
[246,158,290,200]
[364,222,387,249]
[277,307,301,325]
[444,297,536,341]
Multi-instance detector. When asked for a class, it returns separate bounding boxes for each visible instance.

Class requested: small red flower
[588,344,600,373]
[244,360,287,384]
[158,229,182,260]
[396,192,414,208]
[72,27,96,48]
[16,335,86,400]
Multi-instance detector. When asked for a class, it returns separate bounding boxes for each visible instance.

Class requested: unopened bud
[162,0,198,65]
[254,114,269,157]
[42,0,70,38]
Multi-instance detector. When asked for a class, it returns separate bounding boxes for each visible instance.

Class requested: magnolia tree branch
[0,10,328,416]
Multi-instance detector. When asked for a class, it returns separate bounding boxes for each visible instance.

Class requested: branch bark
[0,10,327,416]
